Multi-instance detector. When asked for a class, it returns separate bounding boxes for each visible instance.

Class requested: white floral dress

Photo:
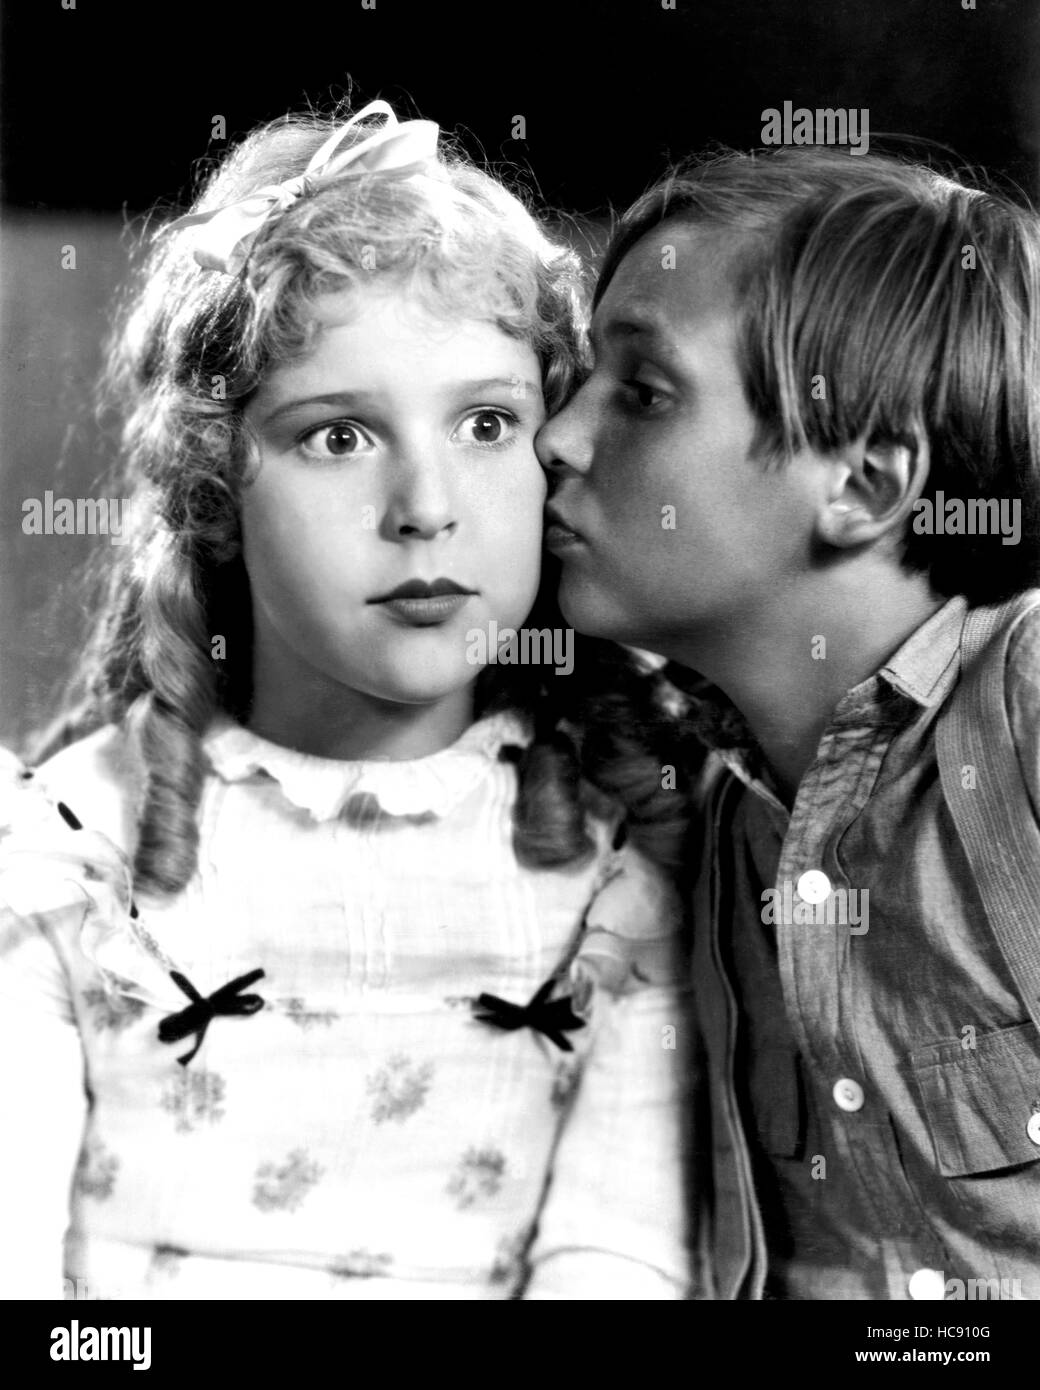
[0,712,693,1300]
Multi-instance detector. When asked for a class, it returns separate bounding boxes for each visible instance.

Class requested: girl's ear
[814,430,930,549]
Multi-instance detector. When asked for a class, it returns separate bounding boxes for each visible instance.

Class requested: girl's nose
[535,391,594,477]
[385,454,457,540]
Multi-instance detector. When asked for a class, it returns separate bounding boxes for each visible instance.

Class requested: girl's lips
[376,593,473,625]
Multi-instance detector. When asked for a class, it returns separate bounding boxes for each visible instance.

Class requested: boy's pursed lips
[544,502,584,551]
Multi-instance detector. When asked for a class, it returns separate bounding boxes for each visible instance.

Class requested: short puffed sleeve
[0,738,172,1014]
[524,836,695,1299]
[568,836,687,1018]
[0,750,94,1296]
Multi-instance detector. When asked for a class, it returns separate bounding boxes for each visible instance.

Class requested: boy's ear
[814,432,930,549]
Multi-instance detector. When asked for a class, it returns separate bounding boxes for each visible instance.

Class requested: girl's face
[240,286,546,719]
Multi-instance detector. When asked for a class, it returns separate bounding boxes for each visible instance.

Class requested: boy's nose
[535,395,594,477]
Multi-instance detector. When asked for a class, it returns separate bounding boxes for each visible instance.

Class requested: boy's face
[537,221,812,659]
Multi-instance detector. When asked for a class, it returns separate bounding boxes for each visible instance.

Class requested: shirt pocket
[909,1021,1040,1176]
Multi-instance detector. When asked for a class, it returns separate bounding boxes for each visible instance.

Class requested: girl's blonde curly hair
[38,104,693,897]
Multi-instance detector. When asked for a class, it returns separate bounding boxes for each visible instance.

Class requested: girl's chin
[347,678,474,708]
[345,663,481,709]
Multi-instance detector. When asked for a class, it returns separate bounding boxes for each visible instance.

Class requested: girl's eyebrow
[258,391,379,429]
[464,376,542,399]
[257,379,542,429]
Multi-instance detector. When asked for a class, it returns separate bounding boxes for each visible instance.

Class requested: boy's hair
[42,104,689,897]
[596,147,1040,604]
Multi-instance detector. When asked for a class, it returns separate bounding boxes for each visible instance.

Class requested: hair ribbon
[165,100,440,275]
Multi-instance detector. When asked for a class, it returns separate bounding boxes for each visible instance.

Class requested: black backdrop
[3,0,1038,214]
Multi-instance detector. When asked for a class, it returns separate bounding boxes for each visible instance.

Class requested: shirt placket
[772,702,912,1244]
[704,773,771,1299]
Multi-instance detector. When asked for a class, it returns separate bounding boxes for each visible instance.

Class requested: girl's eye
[299,422,371,458]
[455,409,517,447]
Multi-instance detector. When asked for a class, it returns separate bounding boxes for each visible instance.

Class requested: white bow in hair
[165,100,440,275]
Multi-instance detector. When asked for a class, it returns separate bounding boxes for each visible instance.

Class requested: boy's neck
[680,565,947,805]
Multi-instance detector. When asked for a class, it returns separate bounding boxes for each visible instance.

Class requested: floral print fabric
[0,714,693,1299]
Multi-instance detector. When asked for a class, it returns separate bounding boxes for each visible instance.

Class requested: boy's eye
[454,409,516,447]
[623,379,666,411]
[299,422,371,458]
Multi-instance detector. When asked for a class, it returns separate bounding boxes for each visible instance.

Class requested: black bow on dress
[472,977,586,1052]
[158,969,266,1066]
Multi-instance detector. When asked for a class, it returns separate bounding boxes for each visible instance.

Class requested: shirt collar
[876,594,968,709]
[203,710,533,822]
[682,594,969,798]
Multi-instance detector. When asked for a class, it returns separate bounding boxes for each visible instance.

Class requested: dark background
[4,0,1039,214]
[2,0,1039,749]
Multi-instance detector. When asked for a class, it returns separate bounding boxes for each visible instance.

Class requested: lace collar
[202,711,533,822]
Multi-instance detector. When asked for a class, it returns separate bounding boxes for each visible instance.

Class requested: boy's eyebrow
[256,378,541,428]
[591,313,684,367]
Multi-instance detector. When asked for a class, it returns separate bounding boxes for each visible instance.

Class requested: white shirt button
[832,1078,865,1112]
[1027,1113,1040,1146]
[796,869,831,904]
[908,1268,946,1300]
